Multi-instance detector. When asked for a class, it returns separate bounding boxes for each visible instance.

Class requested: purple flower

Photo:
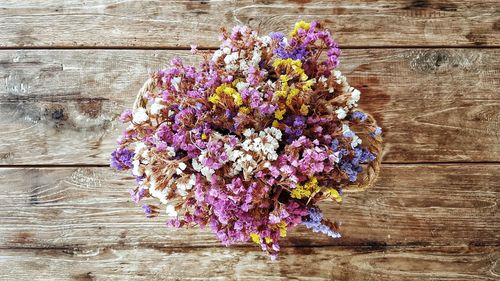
[330,139,339,151]
[119,109,133,123]
[302,207,341,239]
[340,160,362,182]
[110,147,134,171]
[352,111,367,121]
[142,204,153,215]
[269,32,285,40]
[370,127,382,137]
[129,188,147,204]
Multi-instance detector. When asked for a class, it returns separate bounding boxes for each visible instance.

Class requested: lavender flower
[352,111,367,121]
[110,147,134,171]
[302,208,341,239]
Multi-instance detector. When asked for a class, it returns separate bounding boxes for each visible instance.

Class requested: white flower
[333,70,342,81]
[134,142,147,157]
[251,47,262,67]
[132,107,149,124]
[176,174,196,197]
[243,128,255,137]
[351,135,362,148]
[222,47,231,54]
[342,124,352,135]
[132,160,143,177]
[342,124,362,148]
[192,158,202,172]
[200,166,214,180]
[171,77,181,92]
[166,204,177,216]
[224,52,239,65]
[264,127,282,140]
[260,35,272,46]
[126,123,135,131]
[212,50,223,62]
[347,89,361,107]
[236,81,250,92]
[228,149,243,162]
[239,59,249,72]
[149,184,169,204]
[150,99,165,116]
[176,162,187,175]
[165,146,176,157]
[178,162,187,171]
[149,176,157,190]
[144,165,153,177]
[188,173,196,186]
[335,107,347,119]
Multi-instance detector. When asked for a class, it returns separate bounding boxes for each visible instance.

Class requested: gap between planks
[0,162,499,168]
[0,45,499,51]
[0,241,500,252]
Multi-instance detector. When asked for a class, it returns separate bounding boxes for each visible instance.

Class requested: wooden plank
[0,0,499,48]
[0,164,498,249]
[0,246,498,280]
[0,49,498,164]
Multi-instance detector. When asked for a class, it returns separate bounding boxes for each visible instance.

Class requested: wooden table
[0,1,498,280]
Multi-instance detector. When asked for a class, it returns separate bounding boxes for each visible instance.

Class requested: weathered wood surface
[1,48,499,165]
[0,0,499,48]
[1,164,498,249]
[1,1,498,279]
[0,246,498,281]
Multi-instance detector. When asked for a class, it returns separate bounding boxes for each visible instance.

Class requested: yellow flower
[201,133,208,140]
[324,188,342,203]
[208,94,220,104]
[272,58,302,69]
[302,79,315,90]
[239,106,250,114]
[215,83,243,106]
[277,221,287,237]
[290,185,310,199]
[223,86,237,97]
[274,108,286,120]
[299,72,308,82]
[290,20,311,37]
[272,120,280,127]
[264,237,273,244]
[233,92,243,106]
[286,88,300,106]
[299,104,309,116]
[290,176,321,199]
[280,74,291,83]
[273,59,308,82]
[274,90,287,99]
[250,233,260,244]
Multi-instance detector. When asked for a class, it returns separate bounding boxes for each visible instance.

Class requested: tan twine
[134,77,382,194]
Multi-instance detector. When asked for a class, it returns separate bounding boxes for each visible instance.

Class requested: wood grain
[0,0,499,48]
[1,164,498,249]
[1,246,498,280]
[0,1,498,280]
[1,48,498,165]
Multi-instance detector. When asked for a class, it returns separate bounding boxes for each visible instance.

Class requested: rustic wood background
[0,0,499,280]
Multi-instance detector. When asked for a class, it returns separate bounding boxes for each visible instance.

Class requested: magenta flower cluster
[111,21,382,259]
